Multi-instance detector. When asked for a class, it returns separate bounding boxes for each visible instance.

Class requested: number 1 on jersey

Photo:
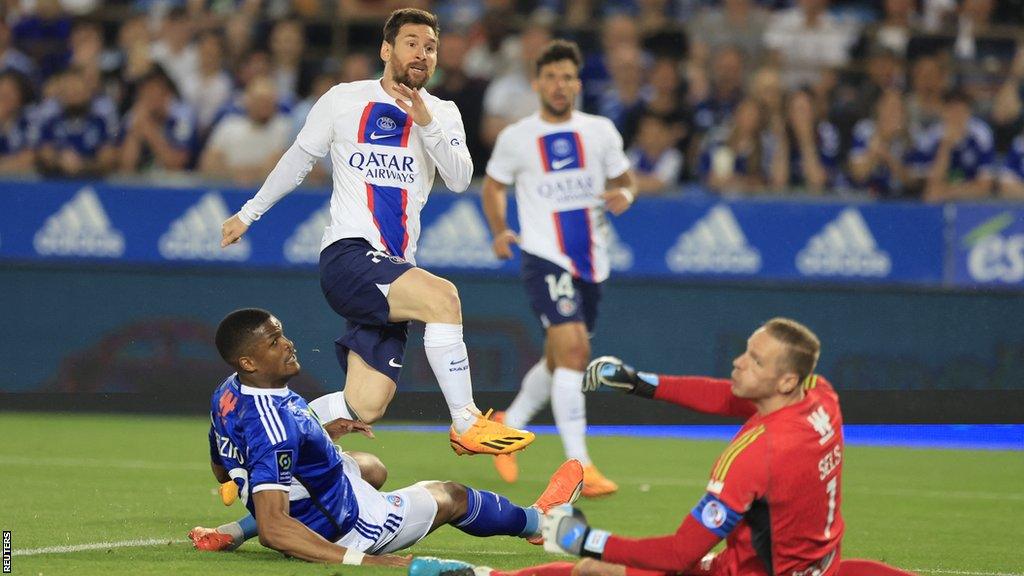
[824,477,837,538]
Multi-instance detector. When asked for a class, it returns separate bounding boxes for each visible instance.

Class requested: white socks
[308,391,355,423]
[551,367,590,465]
[424,322,479,434]
[504,359,552,429]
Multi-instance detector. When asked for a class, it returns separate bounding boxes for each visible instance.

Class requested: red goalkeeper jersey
[603,375,845,576]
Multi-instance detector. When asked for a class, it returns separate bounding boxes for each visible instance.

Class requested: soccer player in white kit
[219,8,533,456]
[481,40,636,496]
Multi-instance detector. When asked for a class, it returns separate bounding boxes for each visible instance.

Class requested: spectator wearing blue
[36,67,118,178]
[700,98,782,194]
[779,88,843,193]
[999,134,1024,200]
[628,111,685,195]
[119,67,197,174]
[912,90,995,202]
[690,46,745,146]
[580,14,642,114]
[0,19,37,84]
[10,0,72,81]
[848,90,916,199]
[0,70,37,174]
[597,43,650,132]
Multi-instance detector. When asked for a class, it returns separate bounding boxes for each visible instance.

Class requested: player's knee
[350,452,388,489]
[427,279,462,322]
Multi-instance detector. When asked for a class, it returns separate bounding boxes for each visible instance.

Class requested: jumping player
[188,308,583,563]
[408,318,916,576]
[481,39,636,496]
[219,8,532,456]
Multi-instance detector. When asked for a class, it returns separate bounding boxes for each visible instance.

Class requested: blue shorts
[319,238,414,383]
[521,251,602,335]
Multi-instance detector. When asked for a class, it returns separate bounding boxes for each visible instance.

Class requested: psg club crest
[377,116,397,132]
[387,494,403,507]
[556,297,577,317]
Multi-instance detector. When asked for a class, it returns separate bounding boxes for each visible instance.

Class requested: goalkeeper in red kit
[408,317,915,576]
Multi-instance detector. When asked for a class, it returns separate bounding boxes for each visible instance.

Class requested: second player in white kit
[482,40,637,496]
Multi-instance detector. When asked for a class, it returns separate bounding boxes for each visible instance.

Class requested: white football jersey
[486,111,630,283]
[294,79,472,264]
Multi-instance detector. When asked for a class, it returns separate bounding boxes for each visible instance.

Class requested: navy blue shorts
[521,251,602,335]
[320,238,414,383]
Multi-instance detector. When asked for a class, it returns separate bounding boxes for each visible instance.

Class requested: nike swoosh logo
[369,132,393,140]
[551,157,575,169]
[450,358,467,365]
[388,358,403,368]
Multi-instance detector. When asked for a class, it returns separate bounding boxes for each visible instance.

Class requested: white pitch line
[13,538,188,556]
[0,455,207,471]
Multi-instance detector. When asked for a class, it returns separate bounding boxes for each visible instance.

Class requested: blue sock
[239,514,258,540]
[454,488,538,538]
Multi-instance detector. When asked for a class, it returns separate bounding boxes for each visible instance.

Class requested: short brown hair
[536,39,582,76]
[762,317,820,382]
[382,8,439,45]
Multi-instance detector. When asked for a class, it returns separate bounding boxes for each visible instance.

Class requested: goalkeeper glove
[219,480,239,506]
[583,356,658,398]
[541,504,611,559]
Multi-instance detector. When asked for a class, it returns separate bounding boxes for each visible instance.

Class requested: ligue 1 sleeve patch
[691,493,742,538]
[275,450,294,484]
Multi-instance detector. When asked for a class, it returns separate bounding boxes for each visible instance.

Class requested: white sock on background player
[504,359,552,429]
[551,367,590,465]
[424,322,480,434]
[309,391,355,423]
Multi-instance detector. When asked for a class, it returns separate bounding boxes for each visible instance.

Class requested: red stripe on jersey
[357,103,374,144]
[400,188,409,253]
[365,182,386,249]
[399,113,413,148]
[573,132,586,168]
[552,212,580,277]
[538,137,551,172]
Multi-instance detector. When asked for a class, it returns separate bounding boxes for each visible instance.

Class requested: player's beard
[541,97,572,119]
[390,55,431,89]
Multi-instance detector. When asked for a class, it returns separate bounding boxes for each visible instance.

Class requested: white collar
[240,384,290,397]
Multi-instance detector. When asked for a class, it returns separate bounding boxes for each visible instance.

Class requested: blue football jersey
[0,114,37,155]
[1003,135,1024,183]
[39,112,113,157]
[909,117,995,182]
[208,374,360,541]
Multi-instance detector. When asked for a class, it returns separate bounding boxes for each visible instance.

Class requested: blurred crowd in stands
[1,0,1023,201]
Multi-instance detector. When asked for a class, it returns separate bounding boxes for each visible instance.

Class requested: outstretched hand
[323,417,375,441]
[583,356,658,398]
[393,84,433,126]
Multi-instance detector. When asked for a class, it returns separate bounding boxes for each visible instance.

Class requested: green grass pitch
[1,413,1021,575]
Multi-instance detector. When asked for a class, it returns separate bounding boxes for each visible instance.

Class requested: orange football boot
[526,459,584,545]
[581,464,619,498]
[449,409,535,455]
